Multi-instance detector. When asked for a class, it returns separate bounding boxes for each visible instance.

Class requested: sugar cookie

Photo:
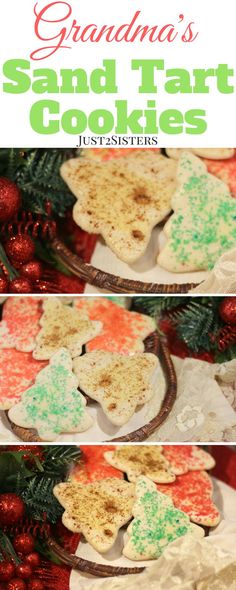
[53,478,134,553]
[73,351,158,426]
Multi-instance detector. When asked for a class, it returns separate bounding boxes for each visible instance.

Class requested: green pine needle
[0,148,77,217]
[132,296,188,317]
[173,300,221,352]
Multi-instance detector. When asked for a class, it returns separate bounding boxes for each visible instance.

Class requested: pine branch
[0,148,77,217]
[21,476,63,524]
[132,296,189,317]
[43,446,82,477]
[173,300,221,352]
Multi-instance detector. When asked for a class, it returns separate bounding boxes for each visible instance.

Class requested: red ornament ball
[0,494,25,526]
[20,260,43,282]
[0,561,15,582]
[219,297,236,325]
[28,580,44,590]
[24,553,40,569]
[0,275,8,293]
[0,178,21,223]
[9,278,33,294]
[5,235,35,265]
[7,579,27,590]
[13,534,35,556]
[15,564,32,580]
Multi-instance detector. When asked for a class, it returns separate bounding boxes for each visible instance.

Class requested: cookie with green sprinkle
[158,152,236,272]
[123,476,204,561]
[8,348,93,441]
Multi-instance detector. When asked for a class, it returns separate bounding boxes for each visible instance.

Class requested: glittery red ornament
[28,580,44,590]
[24,553,40,569]
[0,561,15,582]
[0,178,21,222]
[0,275,8,293]
[9,278,33,294]
[7,579,27,590]
[5,235,35,265]
[219,297,236,325]
[0,494,25,526]
[13,534,35,555]
[218,324,236,351]
[20,260,43,282]
[15,564,32,580]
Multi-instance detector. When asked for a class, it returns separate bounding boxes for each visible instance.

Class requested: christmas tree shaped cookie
[158,153,236,272]
[123,476,204,561]
[33,298,102,360]
[8,348,93,441]
[73,351,158,426]
[163,445,215,475]
[73,297,156,354]
[104,446,175,483]
[0,297,42,352]
[61,152,177,263]
[53,478,135,553]
[157,470,220,527]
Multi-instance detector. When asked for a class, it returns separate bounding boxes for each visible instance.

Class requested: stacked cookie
[54,444,220,561]
[0,296,158,441]
[61,148,236,273]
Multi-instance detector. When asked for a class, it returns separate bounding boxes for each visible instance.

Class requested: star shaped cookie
[0,348,47,410]
[158,152,236,272]
[157,470,220,527]
[71,445,124,484]
[163,445,215,475]
[73,297,156,354]
[73,351,158,426]
[53,478,134,553]
[61,152,177,263]
[33,298,102,360]
[104,446,175,483]
[0,297,42,352]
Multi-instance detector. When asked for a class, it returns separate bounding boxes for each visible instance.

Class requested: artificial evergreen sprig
[0,446,82,524]
[132,296,188,317]
[132,296,234,359]
[0,148,77,217]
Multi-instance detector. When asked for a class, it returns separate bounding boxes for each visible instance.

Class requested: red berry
[5,235,35,265]
[28,580,44,590]
[15,564,32,580]
[13,534,35,555]
[0,561,15,582]
[9,278,32,294]
[0,494,25,526]
[7,579,27,590]
[24,552,40,568]
[20,260,43,282]
[0,276,8,293]
[0,178,21,223]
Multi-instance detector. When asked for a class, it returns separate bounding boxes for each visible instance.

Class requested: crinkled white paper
[190,246,236,294]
